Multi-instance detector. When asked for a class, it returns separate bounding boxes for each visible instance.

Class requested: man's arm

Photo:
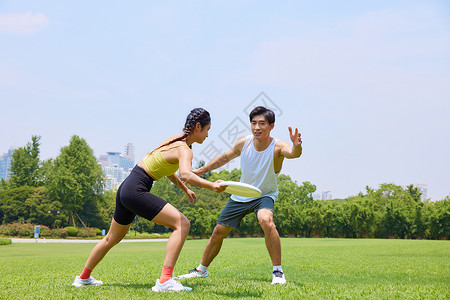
[196,136,246,175]
[280,126,302,159]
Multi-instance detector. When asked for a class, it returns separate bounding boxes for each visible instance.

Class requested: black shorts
[113,165,168,225]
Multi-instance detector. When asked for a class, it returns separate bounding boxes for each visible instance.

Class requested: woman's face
[195,122,211,144]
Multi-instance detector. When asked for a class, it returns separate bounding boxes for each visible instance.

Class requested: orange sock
[80,267,92,279]
[160,266,174,284]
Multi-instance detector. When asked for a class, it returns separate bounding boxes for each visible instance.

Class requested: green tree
[9,136,41,187]
[25,186,65,228]
[349,200,375,238]
[407,184,422,202]
[45,135,105,227]
[196,160,212,179]
[0,179,11,193]
[95,190,117,230]
[424,197,450,239]
[183,207,216,238]
[0,186,34,223]
[324,203,351,237]
[306,201,324,237]
[411,203,425,239]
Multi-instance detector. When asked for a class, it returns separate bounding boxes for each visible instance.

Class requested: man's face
[251,114,274,139]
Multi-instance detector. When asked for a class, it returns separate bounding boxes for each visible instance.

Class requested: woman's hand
[212,180,227,193]
[186,189,197,202]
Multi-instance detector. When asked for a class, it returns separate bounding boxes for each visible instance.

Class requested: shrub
[39,226,52,237]
[52,228,68,238]
[17,223,34,237]
[92,227,102,236]
[0,222,35,237]
[0,223,17,236]
[0,238,12,245]
[65,226,78,237]
[77,227,97,237]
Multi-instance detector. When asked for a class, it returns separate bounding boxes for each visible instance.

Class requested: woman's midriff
[137,161,157,181]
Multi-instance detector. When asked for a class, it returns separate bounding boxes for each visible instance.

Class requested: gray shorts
[217,196,274,228]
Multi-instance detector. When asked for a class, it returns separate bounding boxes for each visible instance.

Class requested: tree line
[0,136,449,239]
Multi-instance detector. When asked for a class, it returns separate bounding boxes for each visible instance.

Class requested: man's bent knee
[212,225,232,239]
[259,218,276,232]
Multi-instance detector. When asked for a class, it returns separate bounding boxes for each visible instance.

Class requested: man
[178,106,302,284]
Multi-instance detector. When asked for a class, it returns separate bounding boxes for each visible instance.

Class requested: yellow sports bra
[142,143,186,180]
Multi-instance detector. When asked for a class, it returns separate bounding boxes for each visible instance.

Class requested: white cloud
[0,12,49,34]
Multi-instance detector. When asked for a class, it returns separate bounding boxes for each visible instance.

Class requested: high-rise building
[413,184,428,201]
[0,149,13,181]
[312,193,321,200]
[322,190,332,200]
[402,184,428,201]
[99,143,135,191]
[122,143,135,172]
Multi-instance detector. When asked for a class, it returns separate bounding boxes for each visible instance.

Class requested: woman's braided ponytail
[148,108,210,154]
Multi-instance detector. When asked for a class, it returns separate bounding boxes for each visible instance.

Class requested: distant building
[413,184,428,201]
[312,193,321,200]
[0,149,13,181]
[401,184,428,201]
[99,143,135,191]
[322,190,332,200]
[122,143,135,171]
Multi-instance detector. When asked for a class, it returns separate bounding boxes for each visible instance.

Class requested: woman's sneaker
[152,278,192,292]
[176,268,208,279]
[271,269,286,284]
[72,276,103,287]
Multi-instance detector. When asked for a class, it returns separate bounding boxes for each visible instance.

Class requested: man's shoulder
[234,135,250,148]
[274,138,287,147]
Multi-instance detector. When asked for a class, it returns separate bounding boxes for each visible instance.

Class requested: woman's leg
[84,219,132,270]
[151,203,190,268]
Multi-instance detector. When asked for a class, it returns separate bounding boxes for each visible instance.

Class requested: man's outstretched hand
[288,126,302,147]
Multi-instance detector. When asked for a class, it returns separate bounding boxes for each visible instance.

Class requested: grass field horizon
[1,238,448,299]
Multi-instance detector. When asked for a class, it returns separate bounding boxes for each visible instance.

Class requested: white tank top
[231,135,279,202]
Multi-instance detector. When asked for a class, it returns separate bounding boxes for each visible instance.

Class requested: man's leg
[257,208,286,284]
[257,209,281,265]
[201,224,233,267]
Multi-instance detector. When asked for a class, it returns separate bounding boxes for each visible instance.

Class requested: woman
[72,108,225,292]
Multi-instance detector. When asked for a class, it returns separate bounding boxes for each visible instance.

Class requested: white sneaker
[72,276,103,287]
[152,278,192,292]
[271,269,286,284]
[176,268,209,279]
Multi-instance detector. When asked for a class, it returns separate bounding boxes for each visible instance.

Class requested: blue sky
[1,1,449,200]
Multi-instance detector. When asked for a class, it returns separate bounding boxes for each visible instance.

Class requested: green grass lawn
[0,238,448,299]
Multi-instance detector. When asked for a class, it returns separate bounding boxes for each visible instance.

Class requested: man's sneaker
[271,269,286,285]
[152,278,192,292]
[176,268,209,279]
[72,276,103,287]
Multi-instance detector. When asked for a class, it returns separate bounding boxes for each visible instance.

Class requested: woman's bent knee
[178,216,190,235]
[103,235,120,247]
